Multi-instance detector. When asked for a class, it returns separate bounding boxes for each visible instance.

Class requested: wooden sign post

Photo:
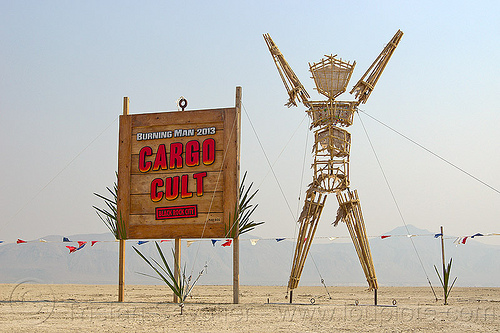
[233,86,242,304]
[117,88,241,302]
[118,97,129,302]
[173,238,181,303]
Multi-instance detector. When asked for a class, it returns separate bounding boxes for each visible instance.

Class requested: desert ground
[1,284,498,332]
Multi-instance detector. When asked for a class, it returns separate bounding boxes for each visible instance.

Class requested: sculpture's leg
[287,188,327,292]
[336,189,378,291]
[287,122,350,296]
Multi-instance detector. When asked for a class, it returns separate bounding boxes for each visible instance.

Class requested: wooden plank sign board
[117,107,239,239]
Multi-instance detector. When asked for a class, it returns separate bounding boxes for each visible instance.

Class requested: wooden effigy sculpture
[264,30,403,301]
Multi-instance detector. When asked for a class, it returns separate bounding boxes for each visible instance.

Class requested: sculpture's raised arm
[263,33,310,107]
[350,30,403,104]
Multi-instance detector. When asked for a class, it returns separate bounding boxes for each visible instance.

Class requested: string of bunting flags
[1,231,498,254]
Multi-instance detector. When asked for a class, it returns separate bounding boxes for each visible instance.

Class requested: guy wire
[357,111,438,301]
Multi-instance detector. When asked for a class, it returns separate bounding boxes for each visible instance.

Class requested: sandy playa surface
[1,284,498,332]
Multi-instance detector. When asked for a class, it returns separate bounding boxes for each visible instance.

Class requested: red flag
[160,240,170,243]
[381,235,391,239]
[77,241,87,250]
[221,239,232,247]
[17,239,27,244]
[66,246,77,253]
[91,241,98,246]
[462,237,468,244]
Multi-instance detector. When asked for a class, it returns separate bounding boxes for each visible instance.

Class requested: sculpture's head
[309,55,356,100]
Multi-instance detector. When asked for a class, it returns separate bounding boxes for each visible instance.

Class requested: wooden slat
[130,171,224,195]
[129,212,224,226]
[131,108,226,127]
[130,129,224,154]
[130,150,223,174]
[130,191,223,214]
[128,223,225,239]
[131,122,224,135]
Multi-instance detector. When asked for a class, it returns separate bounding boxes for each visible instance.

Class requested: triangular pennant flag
[276,238,285,242]
[381,235,391,239]
[221,239,232,247]
[39,239,47,242]
[160,240,170,243]
[250,239,259,246]
[211,239,219,247]
[434,233,443,238]
[63,237,70,242]
[137,240,149,245]
[186,240,197,247]
[471,233,483,238]
[0,241,4,244]
[66,246,77,253]
[91,241,98,246]
[407,234,416,238]
[461,237,468,244]
[17,239,27,244]
[77,241,87,250]
[328,237,337,241]
[453,237,461,245]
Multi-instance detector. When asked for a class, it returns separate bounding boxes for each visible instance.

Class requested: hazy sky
[1,1,499,245]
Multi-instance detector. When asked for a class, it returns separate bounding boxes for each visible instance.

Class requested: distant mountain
[0,225,498,287]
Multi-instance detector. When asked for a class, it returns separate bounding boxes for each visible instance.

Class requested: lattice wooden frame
[350,30,403,104]
[305,101,358,128]
[309,55,356,100]
[337,189,378,290]
[312,159,349,193]
[313,126,351,158]
[288,189,327,290]
[264,30,403,296]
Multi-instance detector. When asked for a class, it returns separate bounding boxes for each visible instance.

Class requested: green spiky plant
[226,171,264,238]
[133,242,200,314]
[93,173,126,240]
[434,258,457,305]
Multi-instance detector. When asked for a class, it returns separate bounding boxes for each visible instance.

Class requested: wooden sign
[117,104,240,239]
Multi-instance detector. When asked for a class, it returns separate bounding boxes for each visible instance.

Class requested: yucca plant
[434,258,457,305]
[134,242,199,314]
[93,173,126,240]
[226,172,264,238]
